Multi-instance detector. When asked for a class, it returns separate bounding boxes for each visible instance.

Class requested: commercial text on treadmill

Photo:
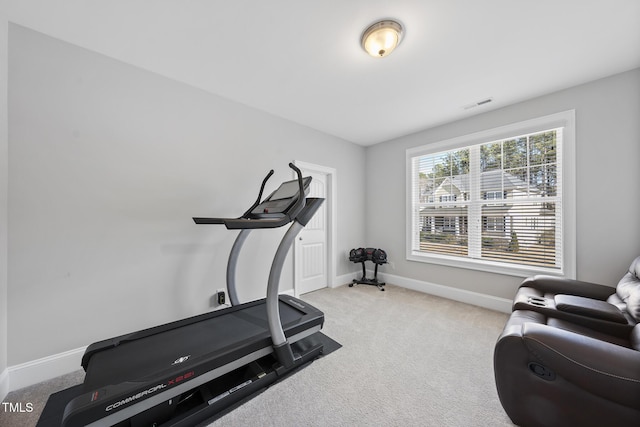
[102,370,195,412]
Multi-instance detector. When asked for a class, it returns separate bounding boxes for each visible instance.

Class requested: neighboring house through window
[406,111,576,277]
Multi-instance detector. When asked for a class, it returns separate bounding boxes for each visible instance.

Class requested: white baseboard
[292,271,357,298]
[333,271,359,288]
[373,271,512,313]
[0,367,9,401]
[8,346,86,392]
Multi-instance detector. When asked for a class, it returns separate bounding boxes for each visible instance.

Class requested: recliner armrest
[522,322,640,409]
[521,275,614,300]
[554,294,627,323]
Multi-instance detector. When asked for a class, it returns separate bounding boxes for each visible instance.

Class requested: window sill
[407,250,568,278]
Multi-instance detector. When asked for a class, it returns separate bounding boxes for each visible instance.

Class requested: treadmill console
[249,176,311,219]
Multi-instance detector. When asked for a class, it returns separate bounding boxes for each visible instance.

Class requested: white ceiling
[8,0,640,145]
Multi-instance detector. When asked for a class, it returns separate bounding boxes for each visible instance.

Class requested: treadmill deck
[83,296,323,389]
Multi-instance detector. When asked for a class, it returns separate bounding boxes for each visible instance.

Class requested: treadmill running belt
[83,302,304,390]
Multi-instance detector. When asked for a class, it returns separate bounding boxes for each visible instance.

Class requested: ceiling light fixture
[361,19,404,58]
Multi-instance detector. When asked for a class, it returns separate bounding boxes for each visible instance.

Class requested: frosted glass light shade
[361,20,404,58]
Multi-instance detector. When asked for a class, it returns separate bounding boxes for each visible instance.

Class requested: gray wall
[1,0,8,388]
[365,68,640,300]
[8,25,365,365]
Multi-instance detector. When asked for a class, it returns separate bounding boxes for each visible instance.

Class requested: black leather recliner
[494,256,640,427]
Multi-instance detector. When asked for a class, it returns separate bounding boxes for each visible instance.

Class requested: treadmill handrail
[193,163,307,229]
[241,169,274,218]
[284,162,307,221]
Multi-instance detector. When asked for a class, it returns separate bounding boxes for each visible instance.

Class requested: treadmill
[60,163,326,427]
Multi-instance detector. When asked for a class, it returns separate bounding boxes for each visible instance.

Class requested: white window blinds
[407,111,575,277]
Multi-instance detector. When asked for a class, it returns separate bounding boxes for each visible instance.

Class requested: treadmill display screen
[270,177,310,201]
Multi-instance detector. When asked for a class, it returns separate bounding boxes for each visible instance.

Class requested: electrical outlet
[217,290,226,305]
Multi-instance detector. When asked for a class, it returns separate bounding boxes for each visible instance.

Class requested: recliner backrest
[616,256,640,321]
[627,288,640,322]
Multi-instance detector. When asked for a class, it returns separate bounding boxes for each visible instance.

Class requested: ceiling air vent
[463,97,493,110]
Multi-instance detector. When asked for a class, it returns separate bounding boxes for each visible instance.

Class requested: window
[483,216,505,232]
[406,111,576,277]
[440,195,457,202]
[484,191,506,200]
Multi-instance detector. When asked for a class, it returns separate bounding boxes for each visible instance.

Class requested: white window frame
[406,110,576,278]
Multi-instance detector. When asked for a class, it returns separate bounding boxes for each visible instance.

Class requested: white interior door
[295,169,327,295]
